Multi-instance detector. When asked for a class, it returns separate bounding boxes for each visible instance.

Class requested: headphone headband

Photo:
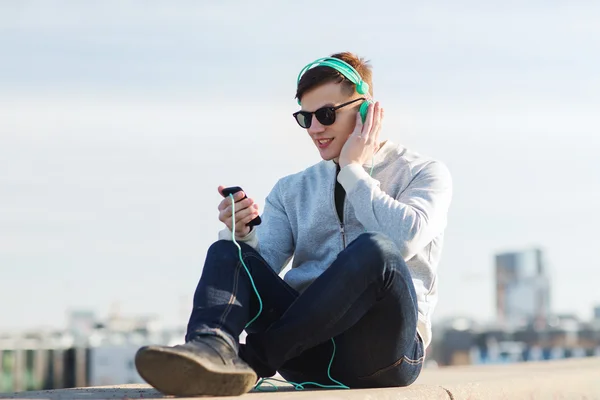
[296,56,370,104]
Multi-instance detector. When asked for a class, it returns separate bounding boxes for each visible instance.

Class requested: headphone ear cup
[359,101,371,123]
[356,81,369,95]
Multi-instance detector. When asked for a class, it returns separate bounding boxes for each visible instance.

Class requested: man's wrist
[337,163,370,192]
[339,160,360,169]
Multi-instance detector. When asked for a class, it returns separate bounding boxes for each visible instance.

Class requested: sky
[1,1,599,333]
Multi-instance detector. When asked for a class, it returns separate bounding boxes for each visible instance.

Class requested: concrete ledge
[415,357,600,399]
[2,357,599,399]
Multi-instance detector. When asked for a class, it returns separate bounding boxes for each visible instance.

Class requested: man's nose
[307,115,325,135]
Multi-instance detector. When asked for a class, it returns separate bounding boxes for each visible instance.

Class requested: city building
[495,247,551,330]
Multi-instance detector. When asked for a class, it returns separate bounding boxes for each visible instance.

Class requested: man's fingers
[216,185,244,202]
[219,208,230,223]
[217,186,259,234]
[376,106,384,144]
[240,212,259,226]
[222,216,232,230]
[234,209,260,233]
[221,197,254,219]
[353,111,363,136]
[361,101,376,139]
[227,191,246,202]
[234,204,257,222]
[235,197,254,211]
[369,103,382,145]
[223,207,258,232]
[217,191,249,212]
[217,186,246,201]
[221,198,256,220]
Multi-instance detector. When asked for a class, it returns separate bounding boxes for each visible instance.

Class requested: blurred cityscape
[429,248,600,367]
[1,247,599,393]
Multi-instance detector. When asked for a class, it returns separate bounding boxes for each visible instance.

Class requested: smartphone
[221,186,262,227]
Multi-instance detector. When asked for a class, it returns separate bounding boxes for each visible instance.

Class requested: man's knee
[353,233,401,261]
[208,239,236,255]
[208,240,255,261]
[349,233,407,278]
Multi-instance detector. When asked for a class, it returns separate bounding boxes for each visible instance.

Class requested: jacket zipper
[333,165,347,249]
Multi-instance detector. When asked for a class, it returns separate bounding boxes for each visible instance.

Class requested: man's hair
[295,52,373,103]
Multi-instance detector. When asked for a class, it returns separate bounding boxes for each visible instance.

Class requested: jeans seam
[218,260,242,327]
[357,356,405,380]
[402,355,425,365]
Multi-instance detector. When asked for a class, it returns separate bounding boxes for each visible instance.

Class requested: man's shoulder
[392,143,435,166]
[276,160,330,187]
[384,142,452,183]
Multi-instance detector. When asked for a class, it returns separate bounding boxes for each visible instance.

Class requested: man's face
[298,82,361,162]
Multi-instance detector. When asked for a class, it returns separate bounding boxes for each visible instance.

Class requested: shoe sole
[135,346,257,397]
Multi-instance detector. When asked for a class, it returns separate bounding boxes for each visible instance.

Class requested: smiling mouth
[317,138,333,145]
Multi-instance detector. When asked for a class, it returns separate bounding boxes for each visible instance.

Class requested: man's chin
[319,153,340,162]
[317,148,340,162]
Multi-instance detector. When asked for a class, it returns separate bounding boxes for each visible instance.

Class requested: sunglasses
[293,97,365,129]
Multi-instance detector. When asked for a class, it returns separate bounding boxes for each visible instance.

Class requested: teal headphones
[296,57,373,123]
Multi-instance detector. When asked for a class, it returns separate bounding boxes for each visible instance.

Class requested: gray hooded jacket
[218,140,453,348]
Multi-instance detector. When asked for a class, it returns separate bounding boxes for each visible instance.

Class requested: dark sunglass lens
[294,112,311,128]
[315,107,336,126]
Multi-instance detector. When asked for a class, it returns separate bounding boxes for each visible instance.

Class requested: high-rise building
[495,248,551,330]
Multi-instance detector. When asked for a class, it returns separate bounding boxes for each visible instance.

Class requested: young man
[135,52,453,397]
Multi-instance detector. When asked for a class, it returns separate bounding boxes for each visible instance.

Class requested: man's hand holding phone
[217,185,261,237]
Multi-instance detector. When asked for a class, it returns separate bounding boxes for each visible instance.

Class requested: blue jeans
[186,232,424,388]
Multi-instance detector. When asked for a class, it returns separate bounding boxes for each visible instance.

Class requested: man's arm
[337,160,452,260]
[218,180,295,274]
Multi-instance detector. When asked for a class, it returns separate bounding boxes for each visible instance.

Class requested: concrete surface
[1,357,599,399]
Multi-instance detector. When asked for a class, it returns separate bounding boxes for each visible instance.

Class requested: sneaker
[135,335,257,397]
